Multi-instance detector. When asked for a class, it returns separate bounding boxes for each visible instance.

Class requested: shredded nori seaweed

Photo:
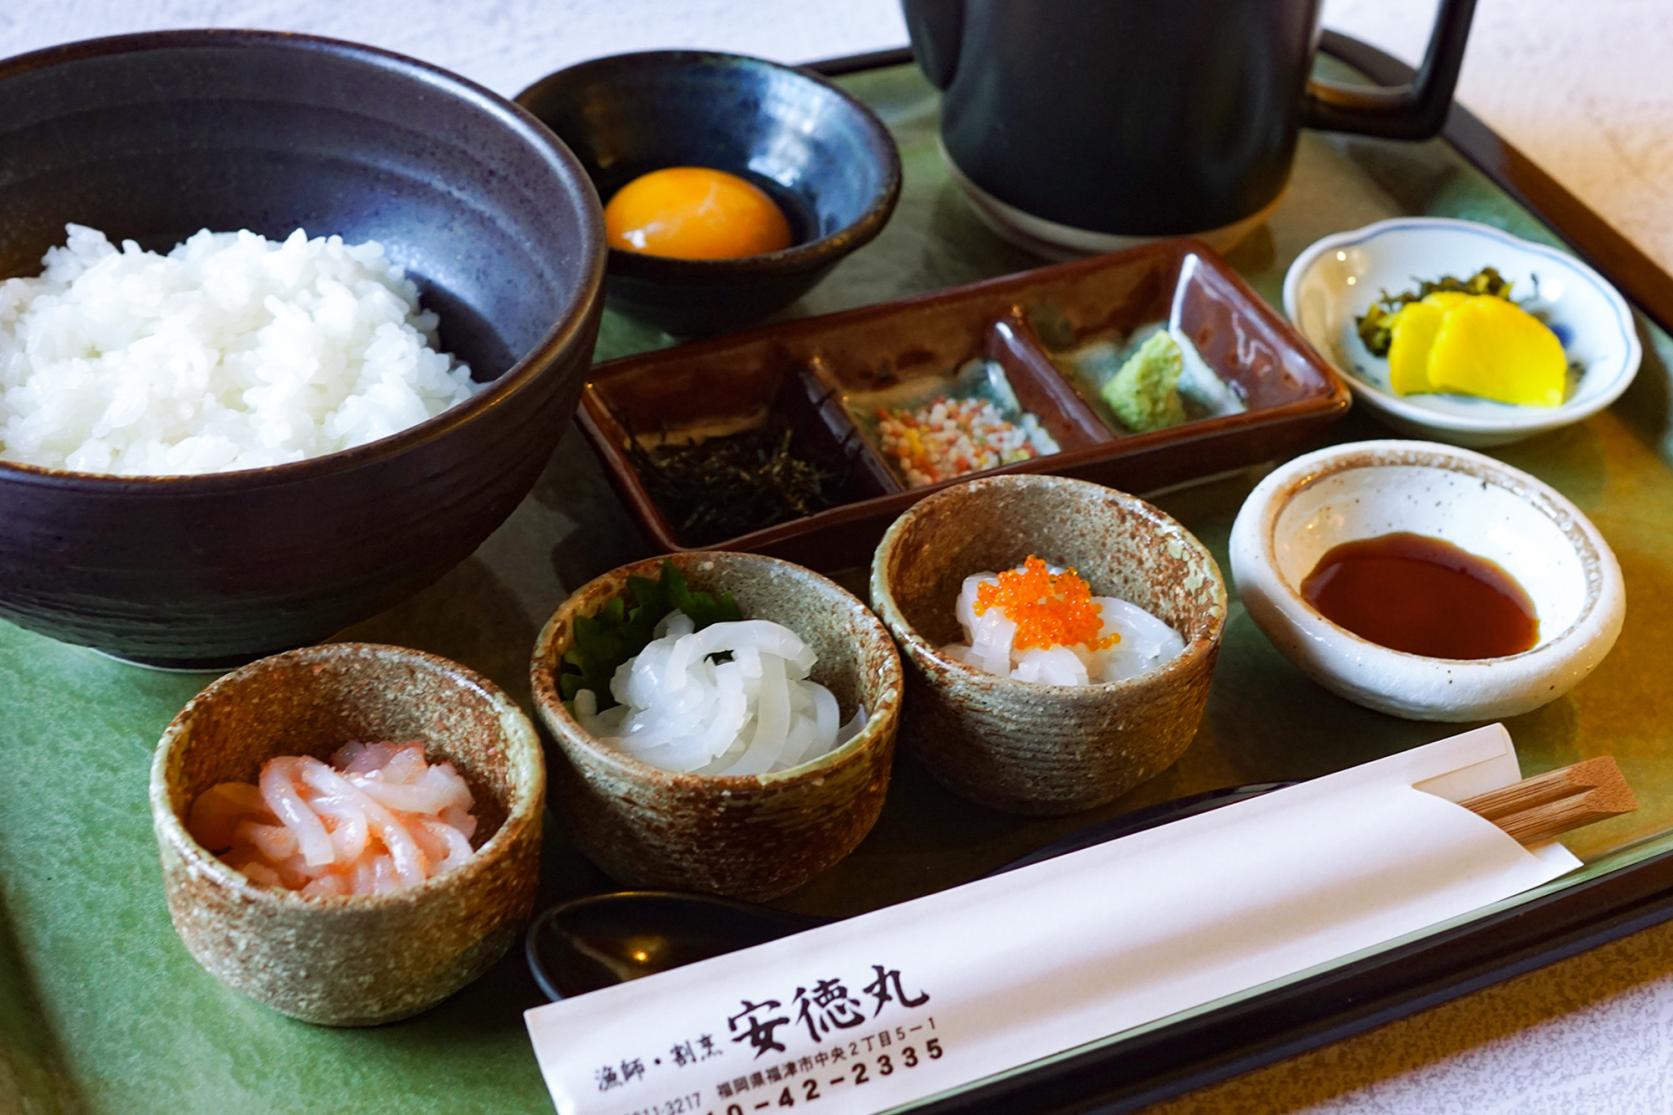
[627,414,847,544]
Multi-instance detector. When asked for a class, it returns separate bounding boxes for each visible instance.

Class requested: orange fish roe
[973,556,1120,652]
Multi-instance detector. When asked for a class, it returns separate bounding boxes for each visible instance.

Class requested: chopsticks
[1459,756,1637,845]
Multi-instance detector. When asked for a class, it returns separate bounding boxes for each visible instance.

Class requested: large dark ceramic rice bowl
[0,31,605,667]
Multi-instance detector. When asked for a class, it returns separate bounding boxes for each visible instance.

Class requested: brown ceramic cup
[149,642,545,1026]
[870,474,1227,815]
[530,552,902,901]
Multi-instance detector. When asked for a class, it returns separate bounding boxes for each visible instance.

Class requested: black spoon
[527,781,1290,1001]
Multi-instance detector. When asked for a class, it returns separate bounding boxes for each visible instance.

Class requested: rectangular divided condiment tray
[580,241,1348,568]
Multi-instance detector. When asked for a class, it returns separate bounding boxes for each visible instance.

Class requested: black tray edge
[805,33,1673,1115]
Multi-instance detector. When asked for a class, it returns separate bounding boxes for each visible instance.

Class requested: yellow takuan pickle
[973,555,1121,652]
[1388,299,1447,395]
[1386,291,1567,407]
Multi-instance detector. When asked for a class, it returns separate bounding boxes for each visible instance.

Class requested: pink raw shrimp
[187,741,480,897]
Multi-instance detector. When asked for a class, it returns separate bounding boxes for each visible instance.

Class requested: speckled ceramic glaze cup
[149,643,545,1026]
[530,552,902,901]
[871,474,1227,815]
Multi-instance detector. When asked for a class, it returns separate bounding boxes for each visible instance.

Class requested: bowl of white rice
[2,225,486,477]
[0,31,605,666]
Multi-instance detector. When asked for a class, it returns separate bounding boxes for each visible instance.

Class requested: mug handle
[1301,0,1478,139]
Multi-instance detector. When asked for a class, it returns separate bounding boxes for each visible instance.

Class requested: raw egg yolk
[604,167,793,260]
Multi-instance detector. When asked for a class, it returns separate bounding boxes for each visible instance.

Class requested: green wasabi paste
[1100,330,1187,433]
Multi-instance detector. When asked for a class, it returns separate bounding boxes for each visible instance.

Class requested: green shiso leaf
[665,562,741,629]
[558,560,743,712]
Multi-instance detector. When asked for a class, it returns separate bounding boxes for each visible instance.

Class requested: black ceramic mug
[903,0,1477,253]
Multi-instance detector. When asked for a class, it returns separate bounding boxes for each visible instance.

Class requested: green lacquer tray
[7,37,1673,1115]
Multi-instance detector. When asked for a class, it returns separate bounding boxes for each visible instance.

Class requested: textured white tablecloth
[5,2,1672,1112]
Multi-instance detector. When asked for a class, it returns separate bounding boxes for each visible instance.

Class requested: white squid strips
[185,741,480,896]
[574,612,867,776]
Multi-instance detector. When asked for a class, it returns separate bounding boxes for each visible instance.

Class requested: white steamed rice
[0,225,478,475]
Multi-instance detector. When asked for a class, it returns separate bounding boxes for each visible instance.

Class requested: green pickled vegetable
[1356,267,1514,357]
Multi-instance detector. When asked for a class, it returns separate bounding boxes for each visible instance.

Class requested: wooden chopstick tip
[1459,756,1637,847]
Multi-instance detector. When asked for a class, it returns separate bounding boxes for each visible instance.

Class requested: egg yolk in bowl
[603,167,794,260]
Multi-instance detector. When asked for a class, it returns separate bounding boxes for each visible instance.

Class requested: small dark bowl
[516,50,901,336]
[0,31,605,668]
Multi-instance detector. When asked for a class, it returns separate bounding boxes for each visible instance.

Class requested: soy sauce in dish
[1300,532,1538,659]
